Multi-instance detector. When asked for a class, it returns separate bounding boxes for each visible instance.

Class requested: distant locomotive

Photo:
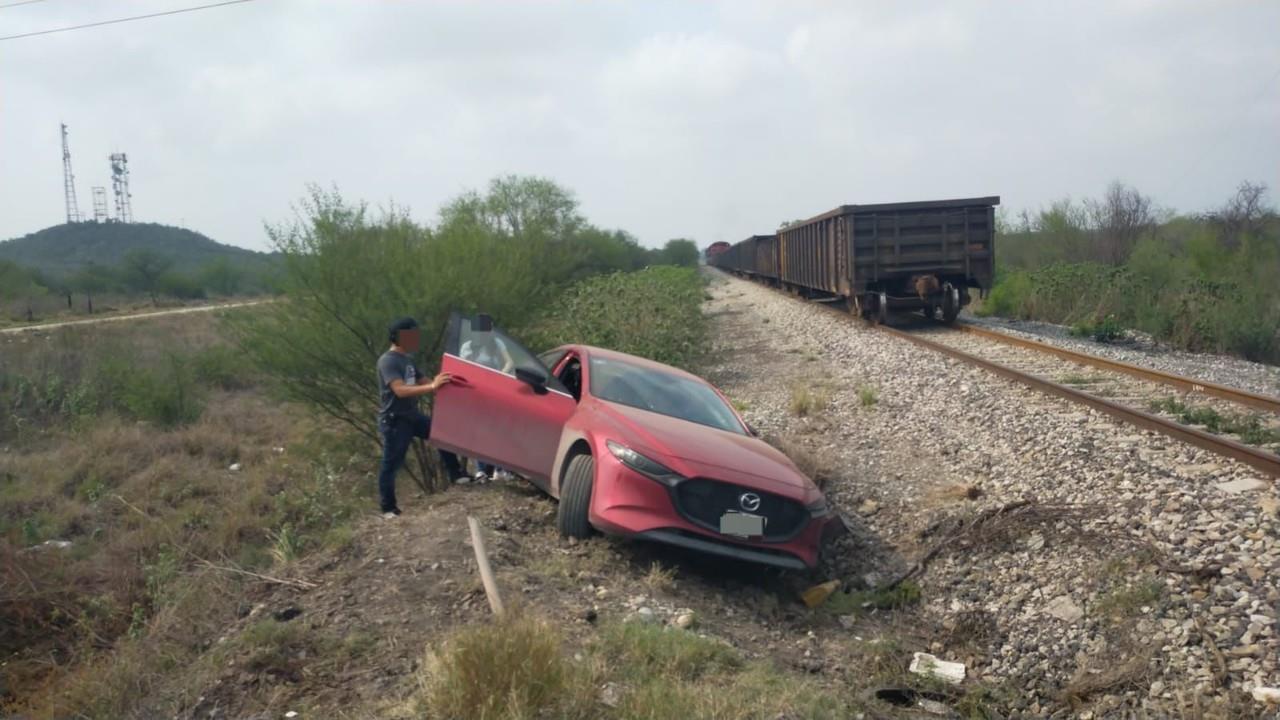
[710,197,999,323]
[704,241,731,264]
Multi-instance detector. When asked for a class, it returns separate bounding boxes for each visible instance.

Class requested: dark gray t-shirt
[377,349,419,422]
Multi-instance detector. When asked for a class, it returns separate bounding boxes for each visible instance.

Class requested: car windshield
[588,355,745,435]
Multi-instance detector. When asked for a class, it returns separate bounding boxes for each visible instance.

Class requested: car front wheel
[557,454,594,539]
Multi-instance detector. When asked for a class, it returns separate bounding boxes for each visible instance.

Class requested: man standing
[376,316,466,517]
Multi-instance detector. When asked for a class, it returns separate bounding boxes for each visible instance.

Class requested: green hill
[0,222,277,278]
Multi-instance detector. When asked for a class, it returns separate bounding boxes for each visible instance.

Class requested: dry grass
[416,617,859,719]
[642,561,677,594]
[770,434,836,488]
[788,383,830,417]
[923,481,984,506]
[0,310,371,716]
[418,614,596,720]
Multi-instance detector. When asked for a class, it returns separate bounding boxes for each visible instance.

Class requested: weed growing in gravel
[770,435,835,488]
[642,561,677,594]
[857,384,879,408]
[789,384,830,417]
[824,581,922,616]
[1093,577,1164,621]
[1150,397,1280,445]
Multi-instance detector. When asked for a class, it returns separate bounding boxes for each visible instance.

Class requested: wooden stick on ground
[467,516,505,618]
[195,558,318,589]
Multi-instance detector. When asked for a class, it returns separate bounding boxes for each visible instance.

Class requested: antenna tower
[109,153,133,223]
[91,187,109,222]
[61,123,82,223]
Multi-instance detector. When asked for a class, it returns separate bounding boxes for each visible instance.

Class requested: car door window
[450,315,568,394]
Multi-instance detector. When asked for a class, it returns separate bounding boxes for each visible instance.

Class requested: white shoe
[494,470,514,482]
[473,471,489,484]
[382,511,399,520]
[453,475,472,485]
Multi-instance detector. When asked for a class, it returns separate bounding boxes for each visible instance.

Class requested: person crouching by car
[376,317,467,518]
[458,331,516,483]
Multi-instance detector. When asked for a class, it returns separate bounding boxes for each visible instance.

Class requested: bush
[526,266,707,369]
[420,615,585,720]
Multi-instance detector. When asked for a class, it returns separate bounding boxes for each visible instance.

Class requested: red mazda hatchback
[431,313,837,570]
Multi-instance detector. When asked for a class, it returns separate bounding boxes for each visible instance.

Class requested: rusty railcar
[776,197,999,322]
[714,234,777,279]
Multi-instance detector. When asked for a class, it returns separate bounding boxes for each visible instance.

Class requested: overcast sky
[3,0,1278,252]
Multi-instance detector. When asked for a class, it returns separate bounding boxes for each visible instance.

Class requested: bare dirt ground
[0,299,270,335]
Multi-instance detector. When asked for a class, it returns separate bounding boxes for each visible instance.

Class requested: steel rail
[955,323,1280,415]
[877,324,1280,479]
[707,267,1280,478]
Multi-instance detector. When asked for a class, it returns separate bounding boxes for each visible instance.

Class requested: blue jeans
[377,411,463,512]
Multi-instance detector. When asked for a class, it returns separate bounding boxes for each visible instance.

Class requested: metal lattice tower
[109,152,133,223]
[91,187,109,223]
[61,123,82,223]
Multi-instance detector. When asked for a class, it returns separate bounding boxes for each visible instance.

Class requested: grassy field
[0,308,371,716]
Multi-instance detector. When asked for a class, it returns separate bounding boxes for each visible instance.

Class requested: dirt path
[0,299,270,334]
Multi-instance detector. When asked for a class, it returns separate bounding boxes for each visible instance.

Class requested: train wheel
[941,284,960,324]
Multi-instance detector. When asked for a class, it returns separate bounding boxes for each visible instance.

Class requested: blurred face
[396,328,421,352]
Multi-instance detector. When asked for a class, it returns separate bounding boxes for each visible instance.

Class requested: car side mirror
[473,314,494,332]
[515,367,549,395]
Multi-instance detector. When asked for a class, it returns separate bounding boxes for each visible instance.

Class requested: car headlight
[606,440,684,487]
[806,497,830,517]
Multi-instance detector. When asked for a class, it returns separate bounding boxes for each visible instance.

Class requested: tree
[121,248,173,304]
[1216,181,1273,249]
[71,263,113,314]
[1085,181,1155,265]
[199,258,245,296]
[656,238,700,267]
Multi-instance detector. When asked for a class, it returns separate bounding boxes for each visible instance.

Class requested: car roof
[559,344,707,384]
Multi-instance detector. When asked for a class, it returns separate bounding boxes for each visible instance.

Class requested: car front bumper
[587,450,832,569]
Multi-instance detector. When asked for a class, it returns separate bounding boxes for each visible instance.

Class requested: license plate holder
[719,511,765,537]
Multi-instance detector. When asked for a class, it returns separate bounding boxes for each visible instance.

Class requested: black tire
[557,454,594,539]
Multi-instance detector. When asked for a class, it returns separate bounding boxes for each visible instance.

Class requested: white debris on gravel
[703,270,1279,716]
[965,312,1280,398]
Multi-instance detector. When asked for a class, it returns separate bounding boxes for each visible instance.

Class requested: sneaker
[453,475,472,485]
[473,471,490,484]
[494,469,514,482]
[382,510,400,520]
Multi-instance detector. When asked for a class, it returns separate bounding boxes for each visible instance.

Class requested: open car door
[431,312,576,482]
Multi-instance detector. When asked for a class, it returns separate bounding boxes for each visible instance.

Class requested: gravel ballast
[703,270,1279,717]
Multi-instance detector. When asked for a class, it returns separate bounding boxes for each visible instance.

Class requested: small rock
[580,608,598,624]
[857,499,880,515]
[908,652,965,684]
[1043,595,1084,623]
[673,612,696,629]
[596,587,609,600]
[1253,686,1280,704]
[228,462,242,472]
[600,682,622,708]
[634,607,656,624]
[1216,478,1268,494]
[273,606,302,622]
[284,712,299,719]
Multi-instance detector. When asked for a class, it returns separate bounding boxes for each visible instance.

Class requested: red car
[432,313,837,570]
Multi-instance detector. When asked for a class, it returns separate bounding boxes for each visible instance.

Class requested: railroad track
[879,320,1280,478]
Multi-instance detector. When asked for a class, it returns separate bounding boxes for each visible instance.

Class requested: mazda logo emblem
[739,492,761,512]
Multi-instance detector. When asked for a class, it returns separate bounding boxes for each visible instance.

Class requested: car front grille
[672,478,808,541]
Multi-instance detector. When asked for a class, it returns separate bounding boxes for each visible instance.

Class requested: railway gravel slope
[706,271,1279,717]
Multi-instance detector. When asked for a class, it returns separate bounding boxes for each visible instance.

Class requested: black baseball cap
[388,316,419,342]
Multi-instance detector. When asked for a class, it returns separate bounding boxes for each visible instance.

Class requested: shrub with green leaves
[526,266,707,369]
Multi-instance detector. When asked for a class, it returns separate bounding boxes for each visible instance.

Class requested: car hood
[594,401,810,492]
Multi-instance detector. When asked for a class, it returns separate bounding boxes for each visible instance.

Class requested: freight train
[710,197,1000,323]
